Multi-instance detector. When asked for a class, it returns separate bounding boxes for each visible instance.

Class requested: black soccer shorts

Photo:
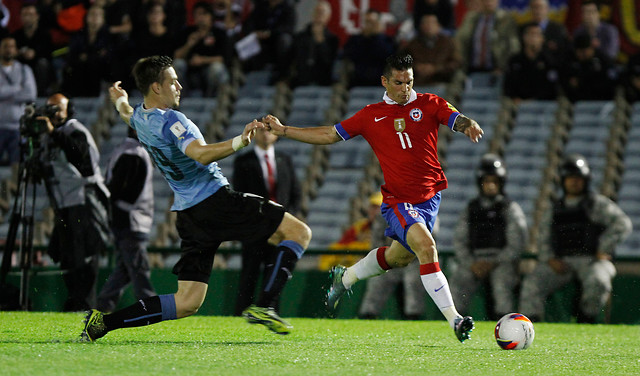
[173,186,285,283]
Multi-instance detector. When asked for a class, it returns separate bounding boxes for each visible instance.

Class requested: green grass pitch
[0,312,638,375]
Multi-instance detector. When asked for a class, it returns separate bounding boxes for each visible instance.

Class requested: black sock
[103,296,163,330]
[256,247,298,308]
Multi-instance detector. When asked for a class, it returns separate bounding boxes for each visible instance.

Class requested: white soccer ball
[494,313,535,350]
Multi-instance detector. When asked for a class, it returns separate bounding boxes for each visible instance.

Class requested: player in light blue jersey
[81,56,311,341]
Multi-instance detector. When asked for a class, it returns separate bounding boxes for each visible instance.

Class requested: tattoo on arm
[453,115,474,133]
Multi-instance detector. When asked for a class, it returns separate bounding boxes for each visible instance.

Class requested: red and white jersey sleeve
[334,93,460,205]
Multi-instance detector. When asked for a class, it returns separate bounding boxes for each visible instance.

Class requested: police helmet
[476,153,506,193]
[559,153,590,190]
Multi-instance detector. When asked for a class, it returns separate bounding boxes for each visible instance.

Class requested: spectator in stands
[262,53,483,343]
[503,22,559,102]
[560,33,617,102]
[456,0,520,75]
[100,0,133,41]
[0,36,36,167]
[413,0,454,33]
[132,2,176,64]
[131,0,186,38]
[449,154,527,321]
[289,0,338,88]
[623,53,640,104]
[403,13,462,86]
[358,191,426,320]
[527,0,570,69]
[573,1,619,61]
[12,3,54,96]
[173,1,229,97]
[243,0,296,84]
[97,127,156,313]
[519,154,631,323]
[232,127,301,316]
[99,0,134,90]
[42,93,111,312]
[211,0,247,40]
[342,9,396,88]
[61,5,113,97]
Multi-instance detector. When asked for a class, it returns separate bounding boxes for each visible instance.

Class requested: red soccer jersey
[335,92,460,205]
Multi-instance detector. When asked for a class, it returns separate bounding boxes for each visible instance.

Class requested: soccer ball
[494,313,535,350]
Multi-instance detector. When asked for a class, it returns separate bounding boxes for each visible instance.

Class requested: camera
[19,103,59,138]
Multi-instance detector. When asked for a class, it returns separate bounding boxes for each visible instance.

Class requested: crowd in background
[0,0,639,103]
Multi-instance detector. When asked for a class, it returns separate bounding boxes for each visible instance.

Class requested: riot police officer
[519,154,631,322]
[450,154,528,320]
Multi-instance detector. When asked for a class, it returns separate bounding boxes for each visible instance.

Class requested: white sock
[420,263,461,328]
[342,247,389,289]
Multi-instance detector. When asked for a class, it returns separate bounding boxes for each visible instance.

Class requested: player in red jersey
[263,53,483,342]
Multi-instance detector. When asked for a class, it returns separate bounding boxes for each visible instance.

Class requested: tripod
[0,136,58,310]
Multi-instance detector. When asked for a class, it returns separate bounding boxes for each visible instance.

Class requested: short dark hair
[520,21,542,40]
[132,55,173,95]
[193,1,214,16]
[21,3,37,11]
[383,53,413,78]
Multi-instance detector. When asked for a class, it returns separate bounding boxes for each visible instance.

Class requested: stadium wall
[5,258,640,325]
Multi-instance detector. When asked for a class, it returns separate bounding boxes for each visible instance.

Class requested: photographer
[40,93,110,312]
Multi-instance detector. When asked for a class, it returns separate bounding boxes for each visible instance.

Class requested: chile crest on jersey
[409,108,423,122]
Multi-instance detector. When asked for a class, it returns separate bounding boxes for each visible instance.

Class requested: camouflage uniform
[450,195,528,319]
[519,194,632,321]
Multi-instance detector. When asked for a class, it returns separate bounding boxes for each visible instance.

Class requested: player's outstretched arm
[263,114,342,145]
[454,115,483,143]
[185,119,262,164]
[110,81,133,126]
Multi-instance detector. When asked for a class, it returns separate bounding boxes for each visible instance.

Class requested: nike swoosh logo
[374,116,387,122]
[435,285,444,292]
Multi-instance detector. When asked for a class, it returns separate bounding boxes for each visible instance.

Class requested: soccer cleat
[242,305,292,335]
[80,309,108,342]
[454,316,475,343]
[326,265,349,311]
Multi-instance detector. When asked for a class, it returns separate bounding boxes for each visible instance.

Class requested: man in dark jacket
[232,127,300,315]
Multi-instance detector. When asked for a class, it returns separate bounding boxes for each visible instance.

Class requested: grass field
[0,312,638,376]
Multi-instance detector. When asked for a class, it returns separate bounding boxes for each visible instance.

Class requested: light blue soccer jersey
[130,104,228,211]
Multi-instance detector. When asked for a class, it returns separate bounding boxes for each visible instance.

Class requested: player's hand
[37,116,54,134]
[262,114,286,136]
[109,81,128,106]
[465,120,483,143]
[242,119,263,146]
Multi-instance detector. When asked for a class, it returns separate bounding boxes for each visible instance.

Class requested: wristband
[232,135,245,151]
[115,96,128,112]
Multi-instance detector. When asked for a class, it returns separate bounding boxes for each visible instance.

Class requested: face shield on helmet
[476,153,506,195]
[559,153,590,195]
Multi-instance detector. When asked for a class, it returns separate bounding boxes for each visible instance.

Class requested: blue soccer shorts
[380,192,441,254]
